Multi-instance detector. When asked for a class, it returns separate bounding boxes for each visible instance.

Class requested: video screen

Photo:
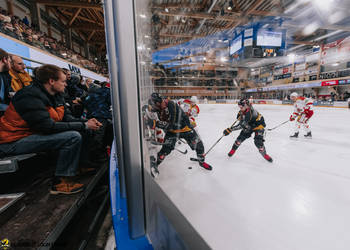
[257,29,283,47]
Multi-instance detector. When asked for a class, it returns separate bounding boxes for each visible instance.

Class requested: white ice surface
[154,104,350,250]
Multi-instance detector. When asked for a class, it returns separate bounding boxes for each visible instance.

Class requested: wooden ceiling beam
[98,43,105,51]
[60,9,103,25]
[87,30,96,41]
[68,8,81,26]
[70,25,104,31]
[288,40,318,45]
[92,9,104,24]
[157,38,192,50]
[234,0,240,11]
[89,41,106,45]
[158,52,208,64]
[49,7,88,41]
[157,11,239,22]
[151,3,203,9]
[159,33,203,38]
[245,0,265,15]
[35,0,101,9]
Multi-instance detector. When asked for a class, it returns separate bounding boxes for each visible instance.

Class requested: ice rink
[153,104,350,250]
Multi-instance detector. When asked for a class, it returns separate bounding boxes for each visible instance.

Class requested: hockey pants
[294,112,313,134]
[157,130,204,162]
[232,129,267,154]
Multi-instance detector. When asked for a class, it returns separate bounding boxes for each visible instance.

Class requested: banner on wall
[321,36,350,65]
[313,101,334,106]
[338,79,350,85]
[29,49,107,82]
[321,80,338,86]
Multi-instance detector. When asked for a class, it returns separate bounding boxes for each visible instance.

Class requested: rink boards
[152,104,350,250]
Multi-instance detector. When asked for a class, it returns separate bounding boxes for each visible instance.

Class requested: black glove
[223,127,233,136]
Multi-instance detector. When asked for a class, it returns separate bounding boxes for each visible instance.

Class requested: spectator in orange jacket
[9,55,32,92]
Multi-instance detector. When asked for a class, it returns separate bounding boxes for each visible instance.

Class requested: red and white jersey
[180,99,200,117]
[292,96,313,118]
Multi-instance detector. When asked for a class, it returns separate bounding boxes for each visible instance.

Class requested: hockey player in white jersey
[179,96,200,128]
[248,96,254,105]
[289,92,314,138]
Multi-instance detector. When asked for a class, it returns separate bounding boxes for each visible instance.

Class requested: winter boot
[228,148,236,157]
[304,132,312,138]
[290,132,299,138]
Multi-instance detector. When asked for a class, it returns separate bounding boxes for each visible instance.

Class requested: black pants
[158,129,204,158]
[232,129,265,151]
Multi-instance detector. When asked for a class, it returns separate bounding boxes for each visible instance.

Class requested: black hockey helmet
[238,98,250,107]
[148,92,163,110]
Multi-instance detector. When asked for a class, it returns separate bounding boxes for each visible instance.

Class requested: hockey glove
[289,115,295,121]
[223,127,233,136]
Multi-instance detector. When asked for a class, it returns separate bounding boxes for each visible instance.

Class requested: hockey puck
[188,167,192,169]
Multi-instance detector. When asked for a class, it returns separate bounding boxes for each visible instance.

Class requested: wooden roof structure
[33,0,350,70]
[35,0,106,52]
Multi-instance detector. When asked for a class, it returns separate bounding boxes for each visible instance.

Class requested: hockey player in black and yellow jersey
[223,98,273,162]
[147,93,212,171]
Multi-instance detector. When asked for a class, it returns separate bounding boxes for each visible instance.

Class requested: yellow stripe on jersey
[169,126,192,133]
[253,125,265,131]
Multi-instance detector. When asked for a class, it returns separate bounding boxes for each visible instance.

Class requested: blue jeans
[0,131,83,176]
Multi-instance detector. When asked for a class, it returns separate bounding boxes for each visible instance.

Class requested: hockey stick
[150,140,188,154]
[267,120,289,131]
[190,135,224,161]
[190,120,239,161]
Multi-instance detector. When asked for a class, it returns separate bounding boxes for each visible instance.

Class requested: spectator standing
[0,64,102,194]
[22,16,29,26]
[9,55,32,91]
[0,48,12,115]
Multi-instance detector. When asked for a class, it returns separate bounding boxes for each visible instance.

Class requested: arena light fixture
[302,22,319,35]
[312,0,333,11]
[288,53,295,63]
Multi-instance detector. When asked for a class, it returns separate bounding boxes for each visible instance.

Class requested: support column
[45,6,52,37]
[66,28,72,50]
[29,1,42,30]
[84,43,90,59]
[6,0,14,15]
